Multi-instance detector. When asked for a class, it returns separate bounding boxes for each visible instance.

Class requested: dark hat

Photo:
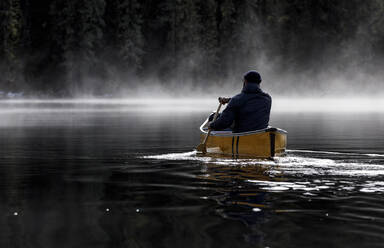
[244,70,262,84]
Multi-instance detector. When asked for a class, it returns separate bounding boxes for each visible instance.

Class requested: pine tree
[1,0,384,94]
[49,0,78,94]
[160,0,202,81]
[217,0,236,77]
[231,0,266,74]
[198,0,219,81]
[50,0,106,95]
[117,0,144,73]
[361,0,384,62]
[104,0,144,73]
[372,2,384,56]
[75,0,106,94]
[102,0,145,92]
[0,0,22,91]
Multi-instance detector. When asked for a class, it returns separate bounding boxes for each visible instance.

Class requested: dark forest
[1,0,384,97]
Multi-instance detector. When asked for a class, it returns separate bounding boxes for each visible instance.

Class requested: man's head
[243,71,262,84]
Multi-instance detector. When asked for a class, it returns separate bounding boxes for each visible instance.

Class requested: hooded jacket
[209,83,271,133]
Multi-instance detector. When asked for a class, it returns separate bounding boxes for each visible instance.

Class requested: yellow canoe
[199,118,287,158]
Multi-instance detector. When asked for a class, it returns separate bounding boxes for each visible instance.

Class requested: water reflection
[199,163,271,245]
[1,101,384,247]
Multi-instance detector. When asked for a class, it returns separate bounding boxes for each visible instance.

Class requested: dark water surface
[1,100,384,248]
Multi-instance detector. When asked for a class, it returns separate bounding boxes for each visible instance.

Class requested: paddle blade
[196,143,207,153]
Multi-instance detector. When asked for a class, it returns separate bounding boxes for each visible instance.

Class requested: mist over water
[1,97,383,114]
[2,1,384,98]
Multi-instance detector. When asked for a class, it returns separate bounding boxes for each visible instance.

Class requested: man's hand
[218,97,231,105]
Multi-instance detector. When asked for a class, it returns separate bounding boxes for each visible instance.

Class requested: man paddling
[209,71,271,133]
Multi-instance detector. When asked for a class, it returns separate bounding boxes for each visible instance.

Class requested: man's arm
[209,98,236,130]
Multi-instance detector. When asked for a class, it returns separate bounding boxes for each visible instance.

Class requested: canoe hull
[199,128,287,158]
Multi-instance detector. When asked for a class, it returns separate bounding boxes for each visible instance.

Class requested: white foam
[249,179,321,192]
[144,151,199,160]
[262,186,290,191]
[359,181,384,193]
[143,150,384,177]
[288,149,384,158]
[142,150,384,194]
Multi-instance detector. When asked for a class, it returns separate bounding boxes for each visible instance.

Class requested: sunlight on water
[143,150,384,176]
[290,149,384,157]
[143,149,384,194]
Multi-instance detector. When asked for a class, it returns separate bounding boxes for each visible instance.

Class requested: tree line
[1,0,384,96]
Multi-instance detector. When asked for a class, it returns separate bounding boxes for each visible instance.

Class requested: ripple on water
[142,149,384,194]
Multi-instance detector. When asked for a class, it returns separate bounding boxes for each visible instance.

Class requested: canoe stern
[199,128,287,158]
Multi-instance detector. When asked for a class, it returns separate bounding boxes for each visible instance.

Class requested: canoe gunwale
[199,118,288,137]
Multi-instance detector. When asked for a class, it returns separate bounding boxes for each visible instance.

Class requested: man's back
[210,83,271,133]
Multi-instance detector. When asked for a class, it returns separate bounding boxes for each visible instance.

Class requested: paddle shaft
[201,103,223,146]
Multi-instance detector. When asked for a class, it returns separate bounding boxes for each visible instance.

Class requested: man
[209,71,271,133]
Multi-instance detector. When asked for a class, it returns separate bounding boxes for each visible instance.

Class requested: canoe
[199,118,287,158]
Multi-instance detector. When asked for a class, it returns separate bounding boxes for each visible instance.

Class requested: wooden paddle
[196,102,223,154]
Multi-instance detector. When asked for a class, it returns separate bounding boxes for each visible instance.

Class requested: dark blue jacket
[209,83,271,133]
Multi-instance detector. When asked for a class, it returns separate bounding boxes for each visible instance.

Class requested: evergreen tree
[364,0,384,62]
[217,0,236,77]
[50,0,105,95]
[49,0,78,94]
[160,0,202,80]
[230,0,266,74]
[0,0,384,95]
[117,0,144,73]
[198,0,219,81]
[105,0,144,74]
[0,0,22,91]
[75,0,106,94]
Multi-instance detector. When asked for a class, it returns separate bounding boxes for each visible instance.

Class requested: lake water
[0,99,384,248]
